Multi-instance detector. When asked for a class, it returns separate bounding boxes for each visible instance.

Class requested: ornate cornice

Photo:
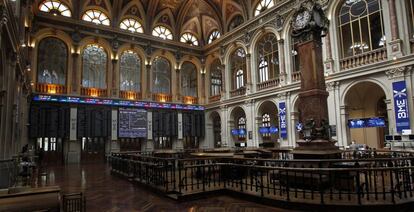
[385,66,413,80]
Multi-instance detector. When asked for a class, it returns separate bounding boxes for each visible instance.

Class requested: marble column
[111,58,118,97]
[71,49,79,94]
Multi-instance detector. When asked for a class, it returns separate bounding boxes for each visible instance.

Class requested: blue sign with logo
[259,127,269,134]
[231,129,239,136]
[269,126,279,134]
[279,102,287,139]
[238,128,246,136]
[393,81,410,133]
[296,122,303,132]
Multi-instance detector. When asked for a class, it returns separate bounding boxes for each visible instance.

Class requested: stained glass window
[338,0,385,57]
[254,0,274,16]
[152,26,173,40]
[37,37,67,85]
[208,30,221,44]
[151,57,171,94]
[257,33,279,82]
[180,33,199,46]
[82,44,107,89]
[120,18,143,33]
[210,59,222,96]
[82,9,110,26]
[120,50,141,92]
[39,0,71,17]
[181,62,197,97]
[231,48,246,89]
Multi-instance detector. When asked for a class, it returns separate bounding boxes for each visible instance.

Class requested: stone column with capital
[245,53,252,94]
[145,64,151,100]
[388,0,403,57]
[111,57,118,97]
[277,39,287,86]
[71,48,79,94]
[175,68,181,102]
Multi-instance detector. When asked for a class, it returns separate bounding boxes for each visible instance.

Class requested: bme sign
[392,81,411,133]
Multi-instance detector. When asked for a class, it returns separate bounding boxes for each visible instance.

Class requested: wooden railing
[183,96,198,104]
[209,95,221,103]
[80,87,107,97]
[152,93,172,103]
[119,90,141,100]
[230,87,246,97]
[257,78,280,90]
[35,83,66,94]
[340,48,387,70]
[291,72,301,82]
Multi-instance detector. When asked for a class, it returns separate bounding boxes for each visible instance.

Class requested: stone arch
[341,80,389,149]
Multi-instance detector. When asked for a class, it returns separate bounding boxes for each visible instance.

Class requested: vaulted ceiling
[34,0,270,46]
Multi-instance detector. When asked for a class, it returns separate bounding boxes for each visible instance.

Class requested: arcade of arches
[1,0,414,210]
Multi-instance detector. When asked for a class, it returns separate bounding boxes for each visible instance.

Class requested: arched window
[338,0,385,58]
[180,33,199,46]
[257,33,279,82]
[210,59,222,96]
[231,48,246,89]
[229,15,244,31]
[262,113,271,140]
[82,44,107,89]
[254,0,274,16]
[152,26,173,40]
[208,30,221,44]
[39,0,71,17]
[181,62,198,97]
[120,18,143,33]
[120,50,141,92]
[37,37,67,85]
[151,57,171,94]
[407,0,414,38]
[238,116,246,140]
[82,9,110,26]
[291,36,301,73]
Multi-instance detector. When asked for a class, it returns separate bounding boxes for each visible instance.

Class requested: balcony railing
[35,83,66,94]
[120,90,141,100]
[183,96,198,104]
[340,48,387,70]
[291,72,301,82]
[80,87,107,97]
[230,87,246,97]
[209,95,221,103]
[152,93,172,103]
[257,78,280,91]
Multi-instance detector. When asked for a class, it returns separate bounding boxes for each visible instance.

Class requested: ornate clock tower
[291,1,340,159]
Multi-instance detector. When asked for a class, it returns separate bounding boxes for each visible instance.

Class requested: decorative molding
[385,66,413,80]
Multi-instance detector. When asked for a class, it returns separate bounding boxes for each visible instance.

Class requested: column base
[292,139,342,159]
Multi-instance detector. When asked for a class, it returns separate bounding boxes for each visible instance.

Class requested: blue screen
[348,117,386,128]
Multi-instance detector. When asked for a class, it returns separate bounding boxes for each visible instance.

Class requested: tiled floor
[35,163,295,212]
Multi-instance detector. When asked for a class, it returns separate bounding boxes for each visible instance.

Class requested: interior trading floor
[34,163,294,212]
